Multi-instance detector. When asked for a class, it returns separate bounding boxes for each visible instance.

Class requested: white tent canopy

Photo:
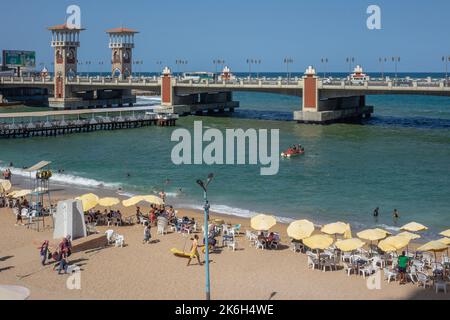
[24,161,52,172]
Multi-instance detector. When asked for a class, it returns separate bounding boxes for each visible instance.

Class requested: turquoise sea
[1,72,450,239]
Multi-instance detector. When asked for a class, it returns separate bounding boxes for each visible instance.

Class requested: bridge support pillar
[294,66,373,124]
[161,67,174,107]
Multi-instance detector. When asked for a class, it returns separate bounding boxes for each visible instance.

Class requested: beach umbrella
[0,285,30,300]
[141,195,165,205]
[122,195,164,207]
[122,196,144,207]
[357,228,388,255]
[378,236,410,253]
[251,214,277,231]
[401,222,428,232]
[321,221,348,236]
[287,219,315,240]
[12,189,32,198]
[437,237,450,245]
[343,224,352,239]
[357,229,387,242]
[335,238,365,252]
[75,193,99,212]
[417,241,448,261]
[374,228,392,236]
[397,231,421,240]
[303,234,334,250]
[98,197,120,207]
[0,179,12,193]
[439,229,450,238]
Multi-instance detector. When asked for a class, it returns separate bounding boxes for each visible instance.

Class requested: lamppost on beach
[283,57,294,82]
[255,59,261,79]
[213,59,225,83]
[85,60,91,77]
[392,56,400,83]
[442,56,450,85]
[246,59,255,79]
[378,57,388,80]
[321,58,328,78]
[196,173,214,301]
[99,61,104,76]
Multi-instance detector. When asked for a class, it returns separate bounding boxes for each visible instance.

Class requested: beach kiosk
[53,199,87,240]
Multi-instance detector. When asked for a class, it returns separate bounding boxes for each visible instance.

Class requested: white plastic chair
[105,229,115,245]
[435,281,447,294]
[416,272,431,288]
[115,235,124,247]
[227,240,237,251]
[383,267,398,283]
[255,239,265,250]
[343,263,355,276]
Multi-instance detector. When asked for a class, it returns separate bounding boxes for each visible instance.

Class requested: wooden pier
[0,106,177,139]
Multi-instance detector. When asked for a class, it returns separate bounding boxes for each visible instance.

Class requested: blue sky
[1,0,449,72]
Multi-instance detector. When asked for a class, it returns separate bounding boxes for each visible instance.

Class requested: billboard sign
[2,50,36,68]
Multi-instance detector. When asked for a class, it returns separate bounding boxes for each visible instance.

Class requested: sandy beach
[0,177,448,300]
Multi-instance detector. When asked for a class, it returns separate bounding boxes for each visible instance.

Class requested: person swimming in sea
[373,207,379,217]
[393,209,399,219]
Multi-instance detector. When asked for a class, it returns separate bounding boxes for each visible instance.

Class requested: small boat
[281,147,305,158]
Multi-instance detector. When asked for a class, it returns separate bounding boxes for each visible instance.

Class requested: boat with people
[281,144,305,158]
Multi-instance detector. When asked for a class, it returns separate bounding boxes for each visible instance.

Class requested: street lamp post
[392,56,400,83]
[213,59,225,82]
[175,59,188,77]
[442,56,450,85]
[196,173,214,301]
[321,58,328,78]
[378,57,387,80]
[346,57,355,75]
[156,60,163,74]
[283,57,294,83]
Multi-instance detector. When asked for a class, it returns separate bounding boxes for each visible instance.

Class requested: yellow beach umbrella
[141,195,165,205]
[397,231,421,240]
[98,197,120,207]
[378,236,410,253]
[439,229,450,238]
[287,219,315,240]
[401,222,428,232]
[343,224,352,239]
[303,234,334,250]
[357,229,387,241]
[335,238,365,252]
[251,214,277,231]
[374,228,392,236]
[122,196,144,207]
[417,241,448,252]
[321,221,348,236]
[75,193,99,212]
[437,237,450,246]
[0,179,12,193]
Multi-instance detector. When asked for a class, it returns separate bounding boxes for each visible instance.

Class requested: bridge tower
[161,66,174,106]
[48,24,84,101]
[107,28,139,79]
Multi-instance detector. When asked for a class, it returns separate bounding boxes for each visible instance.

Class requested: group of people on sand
[38,235,73,275]
[136,204,176,226]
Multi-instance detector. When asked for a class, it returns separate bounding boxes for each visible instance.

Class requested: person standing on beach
[143,222,151,244]
[39,240,50,266]
[187,235,203,267]
[397,251,410,285]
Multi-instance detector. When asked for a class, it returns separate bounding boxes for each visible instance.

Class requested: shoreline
[3,169,433,250]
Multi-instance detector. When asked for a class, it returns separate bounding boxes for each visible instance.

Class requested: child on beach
[39,240,50,266]
[143,222,151,244]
